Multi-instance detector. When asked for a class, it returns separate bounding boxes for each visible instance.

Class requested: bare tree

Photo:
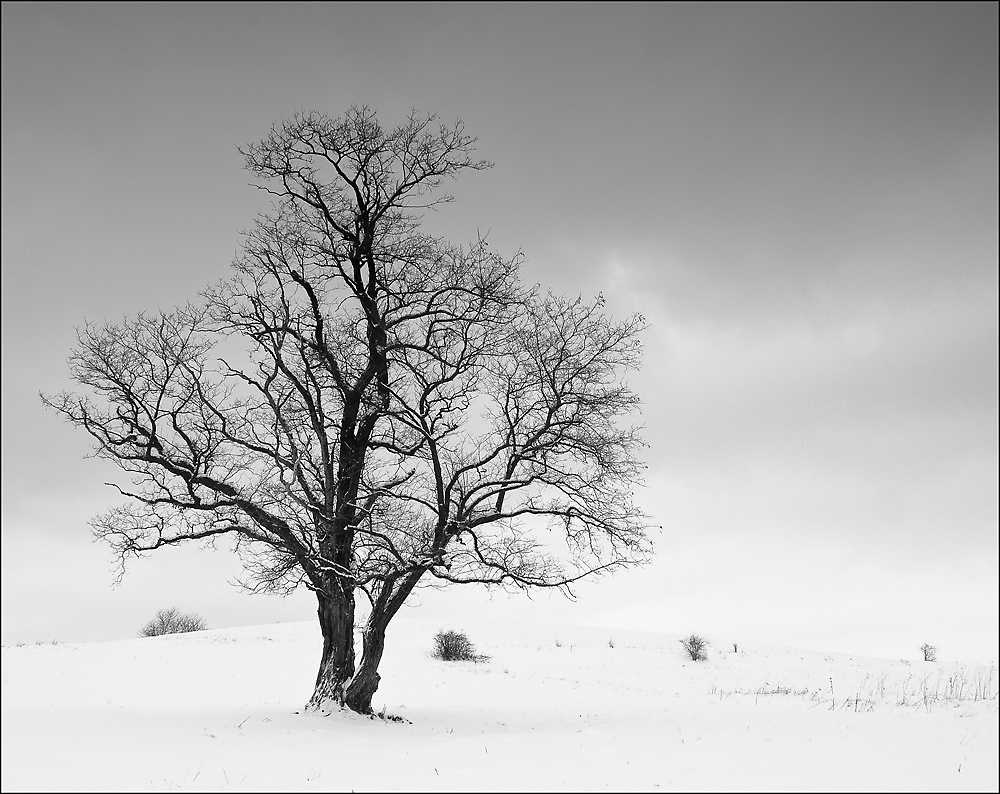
[44,107,652,715]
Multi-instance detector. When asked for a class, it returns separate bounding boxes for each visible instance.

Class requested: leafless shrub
[432,630,489,662]
[680,633,709,661]
[920,643,937,662]
[138,607,207,637]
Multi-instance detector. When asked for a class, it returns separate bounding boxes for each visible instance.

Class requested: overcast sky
[3,2,997,661]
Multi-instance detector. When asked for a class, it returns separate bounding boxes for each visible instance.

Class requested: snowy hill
[2,615,997,792]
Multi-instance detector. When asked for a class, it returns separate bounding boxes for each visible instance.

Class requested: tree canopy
[44,107,653,714]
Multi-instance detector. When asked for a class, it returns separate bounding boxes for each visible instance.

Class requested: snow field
[2,615,997,792]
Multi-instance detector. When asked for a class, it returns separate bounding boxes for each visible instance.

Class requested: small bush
[138,607,207,637]
[432,629,489,662]
[680,633,709,661]
[920,643,937,662]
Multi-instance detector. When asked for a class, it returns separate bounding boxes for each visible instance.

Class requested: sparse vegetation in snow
[707,663,997,713]
[680,633,709,661]
[138,607,207,637]
[431,630,490,663]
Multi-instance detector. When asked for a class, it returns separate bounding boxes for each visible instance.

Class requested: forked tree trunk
[306,588,357,711]
[344,612,389,714]
[345,571,423,714]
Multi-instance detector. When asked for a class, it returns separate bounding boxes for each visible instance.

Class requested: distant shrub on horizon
[920,643,938,662]
[680,633,709,661]
[138,607,207,637]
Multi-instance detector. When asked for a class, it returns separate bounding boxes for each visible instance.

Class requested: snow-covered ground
[2,614,997,792]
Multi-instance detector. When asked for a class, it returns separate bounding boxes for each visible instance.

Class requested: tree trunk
[306,588,356,712]
[344,613,388,714]
[345,571,423,714]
